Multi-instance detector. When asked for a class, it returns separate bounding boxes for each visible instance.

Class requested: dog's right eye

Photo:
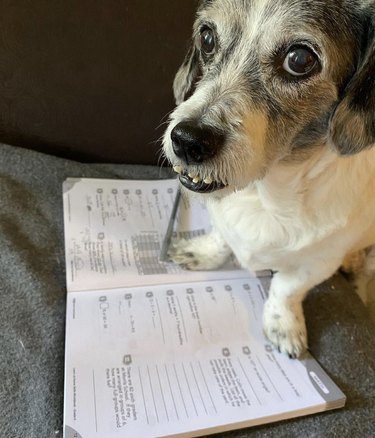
[200,28,216,55]
[283,46,319,77]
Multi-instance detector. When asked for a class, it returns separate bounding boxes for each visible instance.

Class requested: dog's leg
[263,258,342,358]
[169,229,232,270]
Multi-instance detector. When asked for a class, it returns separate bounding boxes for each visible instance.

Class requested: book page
[64,277,345,438]
[63,178,248,292]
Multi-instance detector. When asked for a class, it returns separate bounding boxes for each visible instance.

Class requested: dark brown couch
[0,0,196,163]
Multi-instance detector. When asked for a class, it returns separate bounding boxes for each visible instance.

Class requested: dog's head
[163,0,375,195]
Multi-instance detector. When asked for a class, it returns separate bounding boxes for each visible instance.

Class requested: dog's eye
[283,46,319,77]
[200,28,215,55]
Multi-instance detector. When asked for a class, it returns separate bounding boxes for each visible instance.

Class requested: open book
[62,178,345,438]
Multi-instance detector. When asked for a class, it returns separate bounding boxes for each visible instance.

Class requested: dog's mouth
[173,165,226,193]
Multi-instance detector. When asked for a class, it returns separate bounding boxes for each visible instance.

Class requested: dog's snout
[171,121,224,164]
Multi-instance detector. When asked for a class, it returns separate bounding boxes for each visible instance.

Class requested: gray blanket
[0,143,374,438]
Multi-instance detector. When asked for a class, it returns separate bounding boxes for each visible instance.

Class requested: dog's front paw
[169,235,230,271]
[169,239,206,270]
[263,300,307,359]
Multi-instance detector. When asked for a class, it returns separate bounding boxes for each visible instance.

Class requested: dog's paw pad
[168,240,207,270]
[263,303,307,358]
[168,238,223,271]
[173,255,200,270]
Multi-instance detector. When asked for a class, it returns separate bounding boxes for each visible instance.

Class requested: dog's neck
[255,146,336,207]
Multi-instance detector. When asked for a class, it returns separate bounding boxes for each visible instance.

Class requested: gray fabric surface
[0,143,374,438]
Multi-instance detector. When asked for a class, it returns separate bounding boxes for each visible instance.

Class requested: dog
[162,0,375,358]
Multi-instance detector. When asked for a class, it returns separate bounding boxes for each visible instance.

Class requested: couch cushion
[0,143,373,437]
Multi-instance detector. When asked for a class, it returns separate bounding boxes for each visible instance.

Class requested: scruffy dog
[163,0,375,358]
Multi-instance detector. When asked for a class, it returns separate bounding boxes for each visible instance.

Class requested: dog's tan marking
[342,250,367,275]
[241,110,269,165]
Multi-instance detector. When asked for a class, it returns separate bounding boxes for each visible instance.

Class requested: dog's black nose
[171,121,224,164]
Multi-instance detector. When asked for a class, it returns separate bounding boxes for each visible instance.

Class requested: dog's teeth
[192,177,201,184]
[173,165,183,174]
[188,173,196,179]
[203,176,213,184]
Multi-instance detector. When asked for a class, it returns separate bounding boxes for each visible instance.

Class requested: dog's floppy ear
[330,10,375,155]
[173,42,201,105]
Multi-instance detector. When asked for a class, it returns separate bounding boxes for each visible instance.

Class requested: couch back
[0,1,196,164]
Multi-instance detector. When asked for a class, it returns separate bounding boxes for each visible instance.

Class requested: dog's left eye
[200,28,216,55]
[283,46,319,77]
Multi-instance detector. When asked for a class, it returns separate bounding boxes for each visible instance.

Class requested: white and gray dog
[163,0,375,358]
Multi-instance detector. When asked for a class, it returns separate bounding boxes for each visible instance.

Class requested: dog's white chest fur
[207,186,320,272]
[206,149,367,272]
[207,187,302,271]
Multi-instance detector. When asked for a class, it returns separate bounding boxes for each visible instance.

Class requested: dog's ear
[173,42,201,105]
[330,11,375,155]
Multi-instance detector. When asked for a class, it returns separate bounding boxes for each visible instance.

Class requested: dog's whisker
[155,109,175,131]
